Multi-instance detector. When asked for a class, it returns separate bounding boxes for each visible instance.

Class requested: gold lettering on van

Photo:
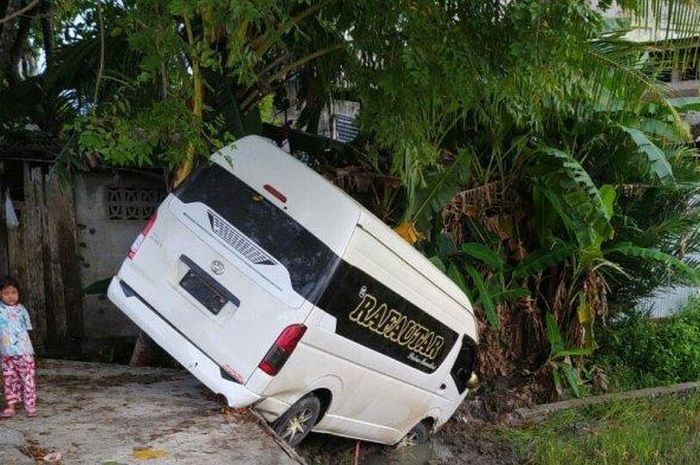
[385,315,407,341]
[363,303,387,330]
[376,309,402,335]
[415,333,434,354]
[427,336,444,359]
[397,321,418,345]
[349,294,377,322]
[347,293,446,361]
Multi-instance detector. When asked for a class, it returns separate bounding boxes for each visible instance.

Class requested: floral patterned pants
[3,355,36,409]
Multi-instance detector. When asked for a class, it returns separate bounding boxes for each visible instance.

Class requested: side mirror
[467,373,479,390]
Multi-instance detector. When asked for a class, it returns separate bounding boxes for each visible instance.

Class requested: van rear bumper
[107,277,261,408]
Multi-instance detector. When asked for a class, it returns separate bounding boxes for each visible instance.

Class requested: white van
[107,136,479,446]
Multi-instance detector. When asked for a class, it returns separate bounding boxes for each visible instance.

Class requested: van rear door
[121,136,360,384]
[124,137,360,385]
[158,162,343,381]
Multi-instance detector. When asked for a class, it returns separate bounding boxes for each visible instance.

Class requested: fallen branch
[515,381,700,424]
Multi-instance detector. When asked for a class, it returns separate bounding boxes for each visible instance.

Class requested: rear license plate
[180,270,228,315]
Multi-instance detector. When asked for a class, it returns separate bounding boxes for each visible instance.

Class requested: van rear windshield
[175,163,340,303]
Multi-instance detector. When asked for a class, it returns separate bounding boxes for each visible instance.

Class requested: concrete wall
[73,171,165,339]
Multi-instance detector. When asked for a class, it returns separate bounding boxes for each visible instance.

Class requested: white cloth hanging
[5,189,19,229]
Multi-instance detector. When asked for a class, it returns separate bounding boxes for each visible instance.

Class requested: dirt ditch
[299,406,521,465]
[298,379,535,465]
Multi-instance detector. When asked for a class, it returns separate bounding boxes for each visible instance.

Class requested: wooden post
[44,174,68,345]
[53,178,83,344]
[23,164,48,352]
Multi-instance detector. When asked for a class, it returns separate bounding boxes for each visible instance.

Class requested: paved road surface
[0,359,297,465]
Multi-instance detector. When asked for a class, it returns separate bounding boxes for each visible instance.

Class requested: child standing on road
[0,276,37,418]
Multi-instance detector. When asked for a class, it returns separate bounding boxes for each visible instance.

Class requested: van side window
[450,336,477,394]
[316,260,460,374]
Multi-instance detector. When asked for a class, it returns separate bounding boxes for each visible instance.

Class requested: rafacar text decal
[317,261,459,373]
[348,294,445,361]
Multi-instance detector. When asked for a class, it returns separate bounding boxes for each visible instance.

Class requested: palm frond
[513,242,576,279]
[538,147,613,246]
[605,241,700,282]
[406,148,471,231]
[620,125,675,183]
[584,34,681,126]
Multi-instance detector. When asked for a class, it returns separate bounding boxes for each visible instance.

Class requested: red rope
[353,440,361,465]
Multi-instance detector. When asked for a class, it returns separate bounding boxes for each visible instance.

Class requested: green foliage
[464,264,499,328]
[596,298,700,390]
[406,149,471,230]
[507,394,700,465]
[605,242,700,283]
[5,0,700,399]
[71,97,219,169]
[513,242,576,279]
[461,242,504,271]
[537,148,614,251]
[2,0,348,170]
[365,0,700,392]
[545,312,592,398]
[620,126,674,183]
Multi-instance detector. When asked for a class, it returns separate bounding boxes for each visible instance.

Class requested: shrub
[595,298,700,390]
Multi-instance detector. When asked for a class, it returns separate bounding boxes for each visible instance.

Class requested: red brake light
[128,212,157,259]
[263,184,287,203]
[258,324,307,376]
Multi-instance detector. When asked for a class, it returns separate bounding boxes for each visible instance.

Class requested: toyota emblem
[210,260,225,275]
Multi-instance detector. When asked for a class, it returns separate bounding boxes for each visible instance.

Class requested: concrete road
[0,359,298,465]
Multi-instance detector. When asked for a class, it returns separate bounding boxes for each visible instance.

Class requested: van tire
[400,422,430,446]
[271,394,321,447]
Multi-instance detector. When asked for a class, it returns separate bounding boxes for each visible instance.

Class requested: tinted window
[451,336,477,394]
[175,163,340,303]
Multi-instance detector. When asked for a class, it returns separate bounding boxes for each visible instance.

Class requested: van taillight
[258,324,307,376]
[128,213,157,259]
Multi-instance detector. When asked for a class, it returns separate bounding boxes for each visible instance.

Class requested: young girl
[0,276,36,417]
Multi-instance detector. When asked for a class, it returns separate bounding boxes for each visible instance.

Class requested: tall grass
[507,394,700,465]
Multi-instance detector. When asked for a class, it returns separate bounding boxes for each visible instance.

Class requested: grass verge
[504,393,700,465]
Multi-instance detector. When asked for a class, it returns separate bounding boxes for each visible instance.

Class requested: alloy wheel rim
[282,408,314,443]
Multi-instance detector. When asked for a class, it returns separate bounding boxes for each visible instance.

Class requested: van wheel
[271,394,321,447]
[399,422,430,447]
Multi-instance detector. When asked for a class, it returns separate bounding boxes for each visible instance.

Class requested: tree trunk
[0,0,19,69]
[172,14,206,187]
[39,0,52,66]
[0,0,9,37]
[7,7,32,84]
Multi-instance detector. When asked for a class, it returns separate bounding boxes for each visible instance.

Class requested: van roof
[213,135,474,318]
[211,136,361,255]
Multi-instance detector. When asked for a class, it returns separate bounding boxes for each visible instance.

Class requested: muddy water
[300,425,520,465]
[362,439,454,465]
